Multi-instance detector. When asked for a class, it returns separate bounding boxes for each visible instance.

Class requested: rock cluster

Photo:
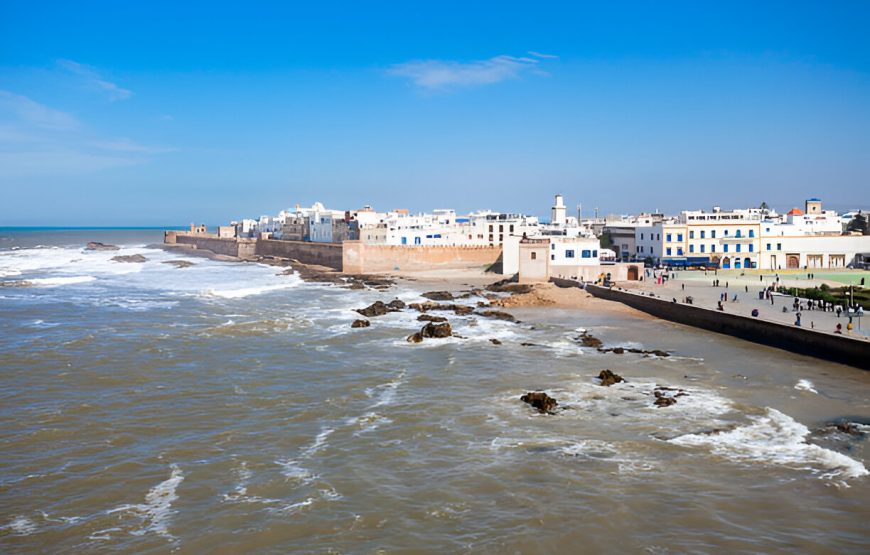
[417,314,448,323]
[598,347,670,357]
[652,386,688,408]
[520,391,558,414]
[407,322,453,343]
[162,260,195,268]
[577,331,603,349]
[351,319,370,328]
[597,369,624,386]
[85,242,119,251]
[111,254,148,263]
[475,310,519,323]
[422,291,455,301]
[408,302,474,316]
[356,300,402,317]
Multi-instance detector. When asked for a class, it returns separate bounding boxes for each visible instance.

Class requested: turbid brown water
[1,230,868,554]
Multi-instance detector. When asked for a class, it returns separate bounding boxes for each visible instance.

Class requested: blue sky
[1,1,868,225]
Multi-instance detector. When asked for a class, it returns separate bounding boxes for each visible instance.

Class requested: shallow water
[1,230,868,553]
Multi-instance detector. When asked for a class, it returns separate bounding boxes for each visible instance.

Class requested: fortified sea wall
[342,241,502,274]
[585,284,870,370]
[163,233,501,274]
[255,239,343,269]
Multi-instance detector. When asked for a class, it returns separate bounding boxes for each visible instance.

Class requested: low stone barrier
[586,284,870,370]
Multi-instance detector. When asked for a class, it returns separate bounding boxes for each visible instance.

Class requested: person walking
[795,313,802,327]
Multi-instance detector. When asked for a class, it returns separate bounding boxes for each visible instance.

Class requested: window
[401,237,407,245]
[641,233,644,240]
[689,245,695,253]
[735,230,742,238]
[711,230,716,239]
[592,250,598,257]
[551,254,555,261]
[700,244,705,253]
[777,243,782,251]
[666,247,672,256]
[736,244,741,252]
[489,225,493,232]
[677,247,684,256]
[581,250,592,258]
[666,234,671,242]
[749,244,754,252]
[711,245,716,253]
[551,243,555,250]
[700,230,706,239]
[657,234,660,240]
[766,243,771,251]
[566,249,575,258]
[724,244,729,253]
[531,252,537,260]
[724,229,729,236]
[510,225,514,233]
[677,234,683,242]
[689,230,694,239]
[749,229,755,237]
[414,237,422,245]
[650,247,654,254]
[499,225,503,232]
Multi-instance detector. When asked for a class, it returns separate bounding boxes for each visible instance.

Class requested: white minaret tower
[551,194,567,226]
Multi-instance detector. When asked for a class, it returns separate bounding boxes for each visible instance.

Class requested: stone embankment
[586,284,870,370]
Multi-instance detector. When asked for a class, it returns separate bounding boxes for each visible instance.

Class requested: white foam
[4,515,38,536]
[670,408,868,481]
[794,379,818,394]
[107,464,184,540]
[276,459,315,484]
[301,427,334,458]
[88,527,122,541]
[365,371,405,408]
[27,275,96,287]
[205,281,299,299]
[271,497,314,515]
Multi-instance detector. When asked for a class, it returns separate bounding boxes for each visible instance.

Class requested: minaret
[551,194,567,226]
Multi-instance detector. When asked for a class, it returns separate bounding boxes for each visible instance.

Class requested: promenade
[623,269,870,339]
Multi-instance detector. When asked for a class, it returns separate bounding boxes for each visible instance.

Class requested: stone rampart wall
[343,241,502,274]
[255,239,343,270]
[586,284,870,370]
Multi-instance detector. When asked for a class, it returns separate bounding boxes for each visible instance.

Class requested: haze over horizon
[1,1,868,226]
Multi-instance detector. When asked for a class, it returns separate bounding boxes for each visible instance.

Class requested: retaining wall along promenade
[585,284,870,370]
[342,241,502,274]
[166,232,257,258]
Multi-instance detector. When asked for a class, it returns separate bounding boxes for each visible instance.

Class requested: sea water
[1,229,868,553]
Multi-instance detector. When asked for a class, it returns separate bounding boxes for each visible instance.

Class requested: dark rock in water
[162,260,195,268]
[653,393,677,407]
[597,369,624,386]
[422,291,454,301]
[409,301,474,316]
[646,349,670,357]
[86,241,120,251]
[577,331,603,349]
[476,310,519,323]
[417,314,448,323]
[111,254,148,263]
[520,391,558,414]
[351,319,370,328]
[490,338,502,345]
[815,418,868,438]
[356,301,400,318]
[520,342,540,347]
[653,387,683,407]
[349,282,366,290]
[387,299,406,310]
[421,322,452,338]
[407,332,423,343]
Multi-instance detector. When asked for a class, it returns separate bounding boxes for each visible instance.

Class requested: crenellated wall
[342,241,501,274]
[255,239,343,269]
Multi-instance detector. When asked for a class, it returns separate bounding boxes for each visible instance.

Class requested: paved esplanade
[628,269,870,339]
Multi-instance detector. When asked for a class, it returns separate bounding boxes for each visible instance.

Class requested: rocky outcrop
[421,322,452,338]
[577,331,603,349]
[597,369,624,386]
[407,321,453,343]
[417,314,448,323]
[486,279,533,294]
[86,242,120,251]
[356,301,401,318]
[422,291,454,301]
[162,260,195,268]
[111,254,148,263]
[598,347,670,357]
[408,302,474,316]
[520,391,558,414]
[351,319,371,328]
[476,310,519,323]
[490,338,502,345]
[652,386,687,407]
[387,299,406,310]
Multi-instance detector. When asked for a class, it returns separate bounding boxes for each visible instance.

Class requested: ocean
[1,228,868,553]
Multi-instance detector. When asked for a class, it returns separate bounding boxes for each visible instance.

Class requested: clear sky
[1,1,868,225]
